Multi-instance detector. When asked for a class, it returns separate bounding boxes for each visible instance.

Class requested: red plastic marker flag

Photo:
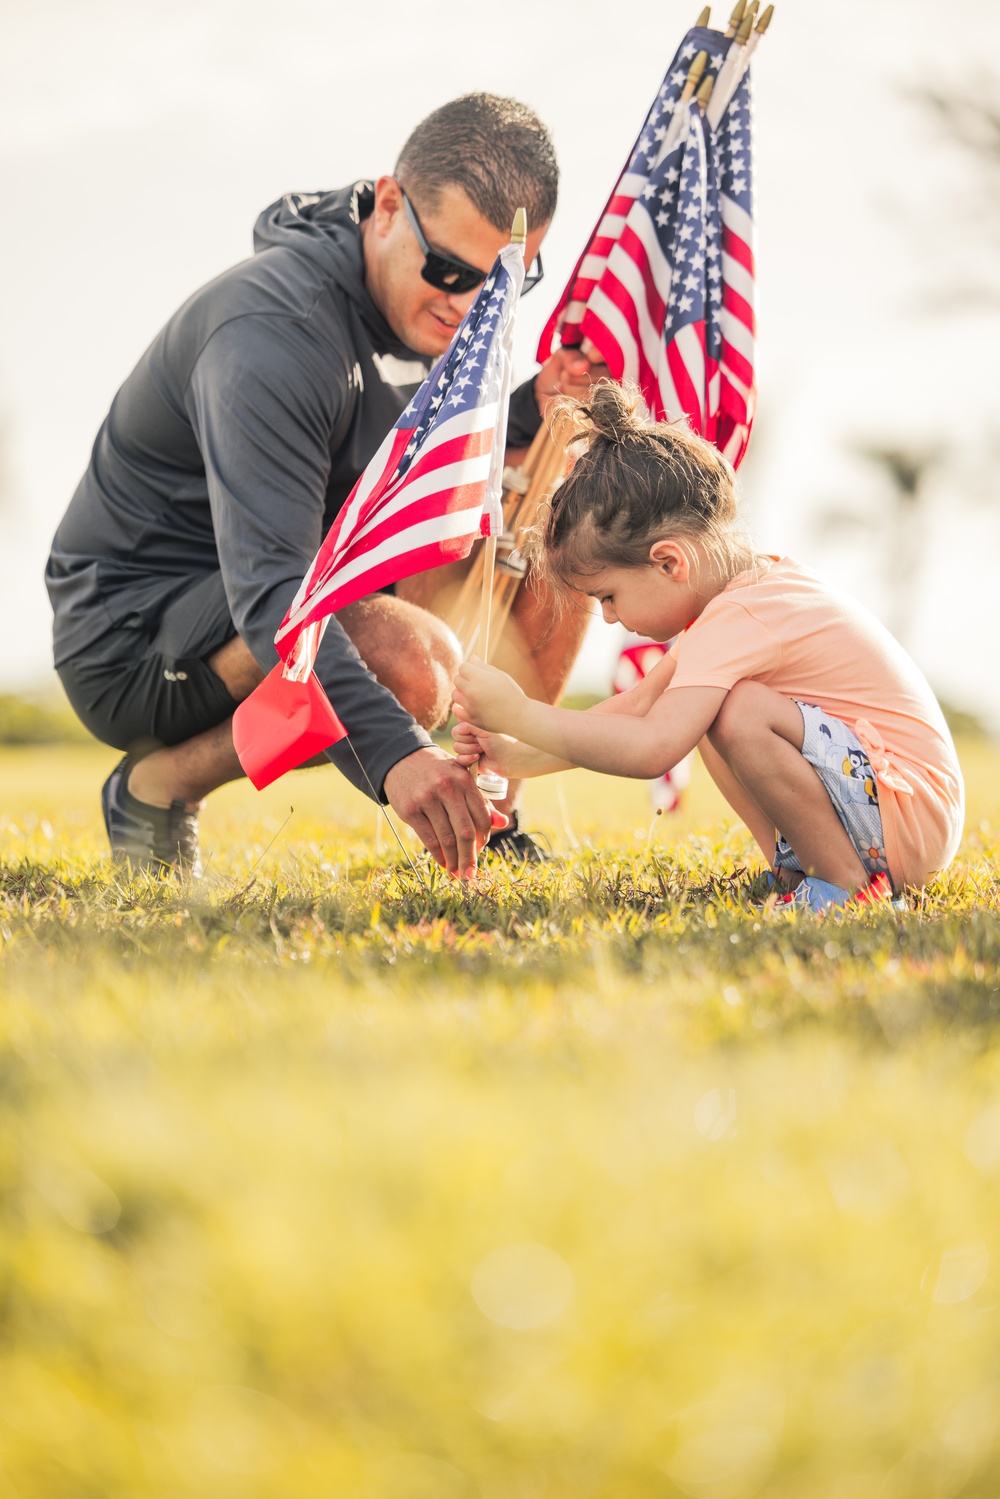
[537,22,757,467]
[232,238,526,788]
[232,626,348,791]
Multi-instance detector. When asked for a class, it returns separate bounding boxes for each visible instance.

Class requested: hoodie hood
[253,181,413,356]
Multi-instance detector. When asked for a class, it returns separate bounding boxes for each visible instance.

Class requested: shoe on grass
[101,756,202,878]
[777,871,903,914]
[484,809,552,864]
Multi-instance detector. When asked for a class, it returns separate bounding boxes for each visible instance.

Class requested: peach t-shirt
[667,556,964,889]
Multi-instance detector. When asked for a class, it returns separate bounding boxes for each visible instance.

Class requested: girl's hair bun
[529,379,751,595]
[574,380,650,446]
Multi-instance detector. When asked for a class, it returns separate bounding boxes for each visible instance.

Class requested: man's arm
[187,317,432,786]
[186,318,492,874]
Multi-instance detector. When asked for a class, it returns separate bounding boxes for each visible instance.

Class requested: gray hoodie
[46,182,542,798]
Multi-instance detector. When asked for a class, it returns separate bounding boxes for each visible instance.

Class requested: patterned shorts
[773,702,890,880]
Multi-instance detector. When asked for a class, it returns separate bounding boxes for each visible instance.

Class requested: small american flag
[232,239,525,790]
[275,241,525,672]
[538,31,756,467]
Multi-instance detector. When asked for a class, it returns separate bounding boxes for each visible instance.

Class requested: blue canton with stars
[640,104,712,350]
[708,70,753,361]
[625,26,725,180]
[393,261,518,481]
[621,29,754,363]
[713,69,753,219]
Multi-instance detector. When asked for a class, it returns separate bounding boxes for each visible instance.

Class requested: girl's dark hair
[529,382,751,588]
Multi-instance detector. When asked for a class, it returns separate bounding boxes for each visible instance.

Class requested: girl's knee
[707,679,762,752]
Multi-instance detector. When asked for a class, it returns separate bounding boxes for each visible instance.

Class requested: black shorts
[58,572,242,753]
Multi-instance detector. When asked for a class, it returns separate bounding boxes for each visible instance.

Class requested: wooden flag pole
[657,48,709,161]
[745,3,773,55]
[484,425,567,646]
[705,1,768,128]
[474,206,527,804]
[477,534,498,661]
[445,419,547,653]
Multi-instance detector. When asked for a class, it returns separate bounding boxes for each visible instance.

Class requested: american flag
[274,241,525,673]
[710,70,756,466]
[537,30,757,467]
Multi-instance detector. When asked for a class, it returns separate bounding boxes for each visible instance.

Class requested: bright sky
[2,0,998,722]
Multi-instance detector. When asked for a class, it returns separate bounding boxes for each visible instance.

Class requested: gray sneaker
[101,756,202,877]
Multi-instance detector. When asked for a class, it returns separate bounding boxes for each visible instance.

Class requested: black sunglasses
[400,188,544,297]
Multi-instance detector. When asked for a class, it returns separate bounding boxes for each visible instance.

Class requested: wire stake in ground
[345,739,426,887]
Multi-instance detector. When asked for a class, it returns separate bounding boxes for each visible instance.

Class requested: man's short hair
[394,93,558,233]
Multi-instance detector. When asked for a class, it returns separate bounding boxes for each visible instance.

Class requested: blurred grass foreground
[2,737,1000,1498]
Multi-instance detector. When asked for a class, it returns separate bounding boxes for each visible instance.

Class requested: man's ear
[371,176,404,237]
[648,538,691,581]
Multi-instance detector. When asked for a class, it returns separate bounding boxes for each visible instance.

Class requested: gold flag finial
[695,6,711,24]
[681,48,709,101]
[725,0,745,35]
[755,2,774,32]
[735,8,754,42]
[696,72,715,110]
[511,207,527,247]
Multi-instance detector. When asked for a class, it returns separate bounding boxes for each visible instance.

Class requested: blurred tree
[0,693,91,745]
[914,75,1000,309]
[815,439,991,736]
[815,79,1000,660]
[816,441,944,648]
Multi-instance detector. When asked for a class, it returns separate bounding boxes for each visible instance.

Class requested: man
[47,93,601,878]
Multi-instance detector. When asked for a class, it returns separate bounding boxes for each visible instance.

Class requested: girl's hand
[451,718,555,779]
[452,657,525,734]
[451,717,491,768]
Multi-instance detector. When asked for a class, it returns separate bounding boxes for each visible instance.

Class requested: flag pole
[705,6,755,129]
[657,48,708,163]
[705,4,767,130]
[474,206,527,805]
[477,534,498,660]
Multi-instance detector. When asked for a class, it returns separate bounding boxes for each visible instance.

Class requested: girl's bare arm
[451,717,573,778]
[452,651,679,779]
[453,658,725,779]
[586,649,678,717]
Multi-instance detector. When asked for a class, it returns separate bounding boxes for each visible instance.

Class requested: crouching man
[47,93,604,877]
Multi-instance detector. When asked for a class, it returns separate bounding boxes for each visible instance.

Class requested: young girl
[452,385,964,909]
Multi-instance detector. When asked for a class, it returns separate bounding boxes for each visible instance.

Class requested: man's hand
[534,346,612,417]
[453,657,525,735]
[383,745,494,880]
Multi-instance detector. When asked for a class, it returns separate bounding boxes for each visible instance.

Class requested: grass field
[2,740,1000,1498]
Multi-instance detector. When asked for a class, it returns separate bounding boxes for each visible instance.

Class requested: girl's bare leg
[706,681,868,892]
[697,736,777,863]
